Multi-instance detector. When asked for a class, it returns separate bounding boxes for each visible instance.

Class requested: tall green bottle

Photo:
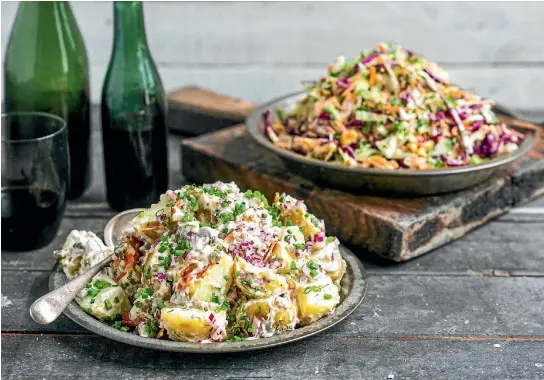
[3,1,91,199]
[101,1,168,211]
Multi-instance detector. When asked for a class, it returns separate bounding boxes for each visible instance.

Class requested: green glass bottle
[101,1,168,211]
[3,1,91,199]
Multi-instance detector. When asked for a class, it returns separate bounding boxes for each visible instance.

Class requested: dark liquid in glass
[101,104,168,211]
[1,186,65,251]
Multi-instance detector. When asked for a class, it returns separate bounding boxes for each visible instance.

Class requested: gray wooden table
[2,109,543,380]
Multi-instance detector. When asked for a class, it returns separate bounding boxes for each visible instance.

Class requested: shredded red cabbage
[423,68,447,86]
[336,78,350,88]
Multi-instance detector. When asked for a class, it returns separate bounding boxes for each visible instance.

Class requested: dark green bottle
[101,1,168,211]
[3,1,91,199]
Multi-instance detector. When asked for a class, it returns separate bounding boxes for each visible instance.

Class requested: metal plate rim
[245,90,536,178]
[49,245,367,353]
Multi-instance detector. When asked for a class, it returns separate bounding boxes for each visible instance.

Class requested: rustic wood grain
[167,87,254,136]
[2,334,543,380]
[169,86,255,121]
[1,271,86,334]
[4,269,542,338]
[181,125,544,261]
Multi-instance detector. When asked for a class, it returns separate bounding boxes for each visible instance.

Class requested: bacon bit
[196,264,211,279]
[121,313,141,327]
[176,262,199,290]
[155,328,165,339]
[224,233,235,244]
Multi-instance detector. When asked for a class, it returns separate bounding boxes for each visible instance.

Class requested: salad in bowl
[55,182,346,343]
[264,42,524,170]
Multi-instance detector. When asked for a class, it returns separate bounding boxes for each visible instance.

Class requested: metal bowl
[49,245,367,353]
[245,91,536,196]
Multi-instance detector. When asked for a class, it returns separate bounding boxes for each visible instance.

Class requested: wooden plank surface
[2,335,543,380]
[181,124,544,261]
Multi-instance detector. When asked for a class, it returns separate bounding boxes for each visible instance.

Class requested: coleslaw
[265,42,524,169]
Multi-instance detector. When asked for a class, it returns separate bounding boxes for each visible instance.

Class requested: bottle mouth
[1,112,67,144]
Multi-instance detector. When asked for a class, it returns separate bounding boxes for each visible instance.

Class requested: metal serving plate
[245,91,536,196]
[49,245,367,353]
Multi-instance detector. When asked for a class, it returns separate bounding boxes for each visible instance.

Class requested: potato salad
[55,182,346,343]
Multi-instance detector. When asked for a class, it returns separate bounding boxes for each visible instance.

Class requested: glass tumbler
[2,112,70,251]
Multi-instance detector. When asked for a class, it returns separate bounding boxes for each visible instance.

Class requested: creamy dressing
[55,230,112,279]
[55,182,346,343]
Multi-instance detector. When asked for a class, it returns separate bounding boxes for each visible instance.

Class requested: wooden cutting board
[177,88,544,262]
[167,87,254,135]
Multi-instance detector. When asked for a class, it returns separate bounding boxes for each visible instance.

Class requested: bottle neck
[112,1,148,55]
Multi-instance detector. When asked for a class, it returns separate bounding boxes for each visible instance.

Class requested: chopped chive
[93,279,112,290]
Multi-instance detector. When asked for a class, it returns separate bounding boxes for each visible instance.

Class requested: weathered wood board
[167,86,254,135]
[181,124,544,262]
[3,335,544,380]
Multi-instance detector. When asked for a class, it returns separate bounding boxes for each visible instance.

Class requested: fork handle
[29,255,113,325]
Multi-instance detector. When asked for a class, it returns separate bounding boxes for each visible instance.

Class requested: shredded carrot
[332,97,342,109]
[264,42,526,170]
[369,67,376,86]
[333,119,346,132]
[348,71,363,83]
[508,128,525,138]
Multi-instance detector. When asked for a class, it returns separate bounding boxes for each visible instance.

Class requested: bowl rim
[245,91,536,178]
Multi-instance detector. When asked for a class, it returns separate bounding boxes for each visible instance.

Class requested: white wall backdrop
[2,1,543,110]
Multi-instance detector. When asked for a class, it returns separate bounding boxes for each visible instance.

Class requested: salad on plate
[56,182,346,343]
[264,42,524,169]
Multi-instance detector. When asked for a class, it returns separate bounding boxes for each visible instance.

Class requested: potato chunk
[160,307,227,342]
